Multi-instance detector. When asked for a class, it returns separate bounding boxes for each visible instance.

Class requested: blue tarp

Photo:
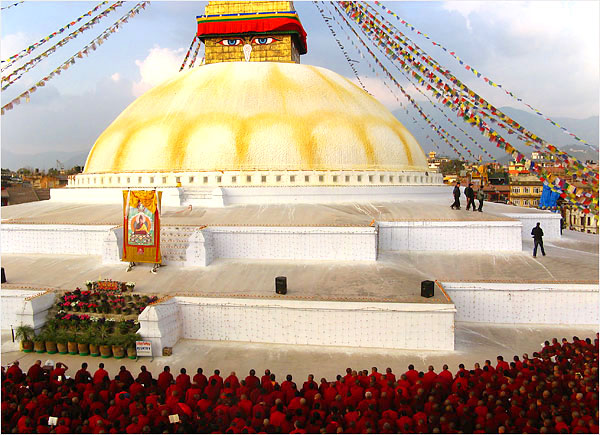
[539,183,560,210]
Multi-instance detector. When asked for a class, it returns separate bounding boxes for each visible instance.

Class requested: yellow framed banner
[122,190,162,264]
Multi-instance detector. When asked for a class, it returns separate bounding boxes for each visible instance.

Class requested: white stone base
[378,221,522,252]
[51,184,449,207]
[0,289,55,332]
[209,226,377,261]
[443,282,598,325]
[2,219,527,264]
[1,224,115,255]
[502,212,562,240]
[138,296,456,355]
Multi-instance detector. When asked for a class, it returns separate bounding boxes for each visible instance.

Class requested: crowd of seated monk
[2,334,597,434]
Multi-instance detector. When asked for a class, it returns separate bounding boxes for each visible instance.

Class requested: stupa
[66,0,439,202]
[2,1,595,356]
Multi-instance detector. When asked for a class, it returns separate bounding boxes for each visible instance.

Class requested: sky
[1,0,598,160]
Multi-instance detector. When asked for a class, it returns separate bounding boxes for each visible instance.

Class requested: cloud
[0,32,29,60]
[441,1,482,31]
[132,45,184,96]
[435,1,599,118]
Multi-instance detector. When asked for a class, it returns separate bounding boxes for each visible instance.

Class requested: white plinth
[443,282,599,325]
[0,289,55,331]
[138,296,455,355]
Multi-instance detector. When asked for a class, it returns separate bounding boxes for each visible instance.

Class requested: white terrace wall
[0,289,55,331]
[443,282,598,325]
[1,224,114,255]
[138,297,456,355]
[209,226,377,261]
[502,212,562,240]
[378,221,522,252]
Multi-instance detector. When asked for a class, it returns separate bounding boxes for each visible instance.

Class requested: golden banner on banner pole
[122,190,162,264]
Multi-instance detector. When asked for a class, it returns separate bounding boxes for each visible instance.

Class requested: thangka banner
[122,190,162,264]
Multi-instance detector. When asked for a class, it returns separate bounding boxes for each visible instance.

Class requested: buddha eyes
[217,37,279,47]
[219,38,243,46]
[252,37,278,45]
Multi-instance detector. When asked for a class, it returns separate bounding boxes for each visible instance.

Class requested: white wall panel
[444,282,598,324]
[1,224,114,255]
[503,213,562,240]
[145,297,457,354]
[1,290,55,331]
[209,226,377,261]
[378,221,522,252]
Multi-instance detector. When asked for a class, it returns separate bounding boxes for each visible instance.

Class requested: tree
[439,159,464,175]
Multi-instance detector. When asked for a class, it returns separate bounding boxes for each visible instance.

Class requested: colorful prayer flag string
[1,2,150,114]
[1,1,125,91]
[1,1,111,71]
[0,0,24,11]
[313,1,369,94]
[179,36,199,71]
[349,1,598,186]
[338,1,597,214]
[371,0,598,152]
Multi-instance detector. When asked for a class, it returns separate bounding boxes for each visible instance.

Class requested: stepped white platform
[2,230,597,354]
[2,196,561,266]
[0,186,580,354]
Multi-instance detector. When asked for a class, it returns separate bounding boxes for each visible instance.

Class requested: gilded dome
[84,62,428,173]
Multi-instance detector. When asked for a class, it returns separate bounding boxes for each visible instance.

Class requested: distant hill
[1,149,88,171]
[393,105,598,162]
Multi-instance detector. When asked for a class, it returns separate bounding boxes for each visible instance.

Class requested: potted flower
[33,331,46,354]
[126,282,135,292]
[125,333,142,360]
[55,330,68,354]
[66,332,78,355]
[86,280,94,290]
[15,325,35,353]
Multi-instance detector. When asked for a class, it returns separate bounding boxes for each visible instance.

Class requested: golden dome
[84,62,428,173]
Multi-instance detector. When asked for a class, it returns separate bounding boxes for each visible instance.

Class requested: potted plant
[15,325,35,353]
[65,332,78,355]
[125,333,142,360]
[43,320,58,354]
[126,282,135,292]
[32,331,46,353]
[97,324,112,358]
[77,329,91,356]
[110,335,126,359]
[88,324,100,357]
[55,330,68,354]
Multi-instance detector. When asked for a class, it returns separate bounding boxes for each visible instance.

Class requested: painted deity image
[128,200,154,246]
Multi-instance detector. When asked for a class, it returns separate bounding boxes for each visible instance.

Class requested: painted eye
[218,38,243,46]
[252,37,278,45]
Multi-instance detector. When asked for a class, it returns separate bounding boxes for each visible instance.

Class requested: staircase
[160,226,198,266]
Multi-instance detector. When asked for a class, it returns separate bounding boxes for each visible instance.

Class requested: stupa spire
[197,1,307,64]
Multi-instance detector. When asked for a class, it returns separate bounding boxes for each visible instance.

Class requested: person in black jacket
[531,222,546,257]
[451,182,461,209]
[464,183,476,211]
